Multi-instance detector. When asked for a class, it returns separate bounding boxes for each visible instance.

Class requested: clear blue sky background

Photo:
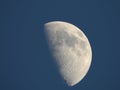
[1,0,120,90]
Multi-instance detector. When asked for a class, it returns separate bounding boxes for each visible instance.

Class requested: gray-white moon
[44,21,92,86]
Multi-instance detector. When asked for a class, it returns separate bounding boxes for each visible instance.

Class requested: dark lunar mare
[55,30,79,48]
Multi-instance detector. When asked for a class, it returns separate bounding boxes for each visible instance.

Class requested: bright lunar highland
[44,21,92,86]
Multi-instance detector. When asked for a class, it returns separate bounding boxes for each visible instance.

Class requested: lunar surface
[44,21,92,86]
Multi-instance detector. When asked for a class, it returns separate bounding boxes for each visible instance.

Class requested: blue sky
[1,0,120,90]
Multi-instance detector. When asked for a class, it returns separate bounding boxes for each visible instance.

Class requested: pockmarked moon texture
[44,21,92,86]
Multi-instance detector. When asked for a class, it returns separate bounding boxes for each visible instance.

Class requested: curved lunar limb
[44,21,92,86]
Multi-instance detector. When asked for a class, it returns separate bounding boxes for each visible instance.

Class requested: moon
[44,21,92,86]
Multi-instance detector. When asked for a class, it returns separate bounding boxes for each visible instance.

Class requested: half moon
[44,21,92,86]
